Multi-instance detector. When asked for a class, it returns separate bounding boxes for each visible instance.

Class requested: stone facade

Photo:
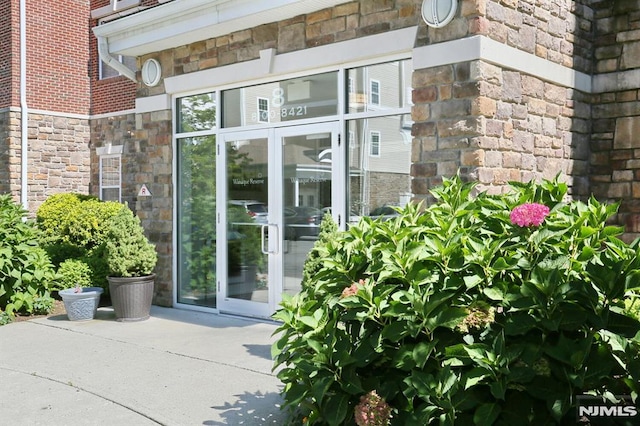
[26,113,91,210]
[90,111,173,306]
[3,0,640,308]
[412,0,594,203]
[0,109,91,213]
[590,2,640,240]
[0,109,20,196]
[119,0,640,305]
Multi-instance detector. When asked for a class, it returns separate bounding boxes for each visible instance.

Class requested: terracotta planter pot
[107,274,155,322]
[59,287,103,321]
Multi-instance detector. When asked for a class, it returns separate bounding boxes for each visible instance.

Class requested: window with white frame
[97,145,122,202]
[369,131,381,157]
[257,97,269,122]
[370,79,380,106]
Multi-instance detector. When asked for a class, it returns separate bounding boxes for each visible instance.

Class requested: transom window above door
[222,72,339,128]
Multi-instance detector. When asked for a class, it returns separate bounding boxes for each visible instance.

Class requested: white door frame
[217,122,341,318]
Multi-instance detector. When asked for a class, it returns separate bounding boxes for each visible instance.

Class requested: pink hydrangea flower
[510,203,550,227]
[341,279,364,298]
[354,391,392,426]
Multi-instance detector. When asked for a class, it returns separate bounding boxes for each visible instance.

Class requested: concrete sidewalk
[0,306,287,425]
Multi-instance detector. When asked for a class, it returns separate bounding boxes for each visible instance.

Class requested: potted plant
[57,258,103,321]
[59,286,104,321]
[105,205,158,322]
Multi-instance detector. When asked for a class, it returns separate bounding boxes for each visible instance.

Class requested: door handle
[261,224,278,254]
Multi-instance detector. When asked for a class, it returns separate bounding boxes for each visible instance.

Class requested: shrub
[105,205,157,277]
[0,195,56,317]
[301,212,339,286]
[36,193,123,289]
[54,259,93,291]
[272,175,640,425]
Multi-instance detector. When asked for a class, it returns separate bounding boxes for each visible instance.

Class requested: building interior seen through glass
[175,60,412,310]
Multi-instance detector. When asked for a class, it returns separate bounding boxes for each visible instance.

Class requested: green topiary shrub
[105,205,158,277]
[55,259,93,291]
[0,195,56,317]
[272,175,640,425]
[36,193,123,290]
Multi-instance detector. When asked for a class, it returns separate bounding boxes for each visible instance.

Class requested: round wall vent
[141,58,162,87]
[421,0,457,28]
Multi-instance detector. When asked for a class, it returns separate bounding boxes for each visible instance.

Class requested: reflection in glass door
[221,133,272,317]
[279,125,337,298]
[219,124,339,317]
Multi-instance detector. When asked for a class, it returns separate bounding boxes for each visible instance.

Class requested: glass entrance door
[218,123,340,318]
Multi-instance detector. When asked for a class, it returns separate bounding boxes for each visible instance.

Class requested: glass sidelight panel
[347,115,412,224]
[281,131,332,297]
[225,137,270,303]
[177,136,217,307]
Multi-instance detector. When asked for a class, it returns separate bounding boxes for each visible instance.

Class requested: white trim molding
[413,35,593,93]
[136,94,171,114]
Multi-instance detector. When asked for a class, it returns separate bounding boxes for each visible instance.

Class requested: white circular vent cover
[141,58,162,87]
[421,0,457,28]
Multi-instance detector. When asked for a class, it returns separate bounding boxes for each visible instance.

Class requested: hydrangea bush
[0,195,56,319]
[272,175,640,425]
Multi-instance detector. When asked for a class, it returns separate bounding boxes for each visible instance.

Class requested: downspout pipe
[19,0,28,210]
[96,35,136,82]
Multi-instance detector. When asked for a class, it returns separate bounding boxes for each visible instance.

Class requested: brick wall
[89,0,163,115]
[27,1,91,113]
[590,2,640,240]
[0,0,19,108]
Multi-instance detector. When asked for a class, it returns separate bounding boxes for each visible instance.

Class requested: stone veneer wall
[1,112,91,214]
[91,112,173,306]
[411,0,594,204]
[0,109,20,196]
[590,2,640,241]
[26,113,91,212]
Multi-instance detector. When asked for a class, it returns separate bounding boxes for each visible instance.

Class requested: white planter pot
[59,287,103,321]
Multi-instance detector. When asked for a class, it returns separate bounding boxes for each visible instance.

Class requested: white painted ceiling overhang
[93,0,350,57]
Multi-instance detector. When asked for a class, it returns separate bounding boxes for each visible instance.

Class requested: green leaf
[413,340,438,369]
[503,312,537,335]
[426,307,468,331]
[474,403,501,425]
[323,393,350,425]
[464,368,489,390]
[483,287,503,301]
[464,275,483,289]
[406,370,436,396]
[607,311,640,338]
